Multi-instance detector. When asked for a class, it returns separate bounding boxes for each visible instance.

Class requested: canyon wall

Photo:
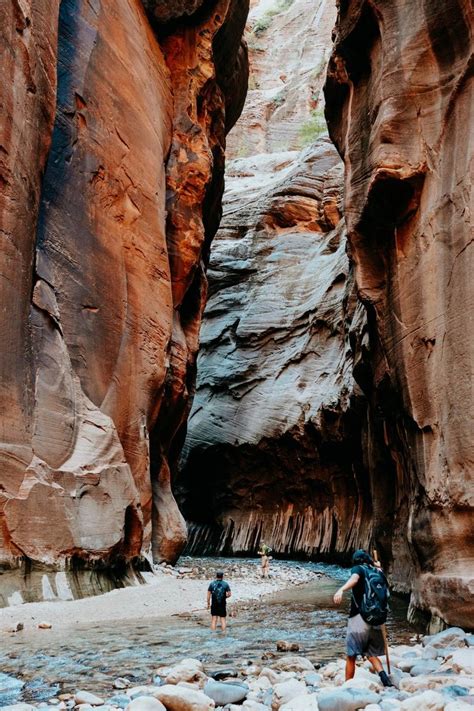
[178,0,375,561]
[325,0,473,628]
[0,0,248,592]
[178,140,374,560]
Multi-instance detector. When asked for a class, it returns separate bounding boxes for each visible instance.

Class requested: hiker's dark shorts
[346,614,384,657]
[211,603,227,618]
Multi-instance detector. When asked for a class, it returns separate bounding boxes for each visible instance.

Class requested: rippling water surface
[0,558,417,704]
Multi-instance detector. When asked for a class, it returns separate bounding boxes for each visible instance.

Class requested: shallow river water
[0,558,418,704]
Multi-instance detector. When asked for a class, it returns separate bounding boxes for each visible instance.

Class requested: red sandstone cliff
[0,0,248,583]
[325,0,473,628]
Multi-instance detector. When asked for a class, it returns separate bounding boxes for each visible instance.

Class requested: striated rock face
[325,0,473,626]
[178,140,373,559]
[0,0,248,585]
[227,0,336,158]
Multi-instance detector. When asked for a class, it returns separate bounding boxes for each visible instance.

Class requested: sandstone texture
[0,0,248,582]
[179,141,373,558]
[324,1,473,627]
[227,0,336,158]
[179,0,371,560]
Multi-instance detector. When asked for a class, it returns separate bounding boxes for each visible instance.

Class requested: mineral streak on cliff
[0,0,248,590]
[178,141,374,560]
[325,0,473,627]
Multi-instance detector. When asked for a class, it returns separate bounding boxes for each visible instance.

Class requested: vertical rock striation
[0,0,248,593]
[325,0,473,627]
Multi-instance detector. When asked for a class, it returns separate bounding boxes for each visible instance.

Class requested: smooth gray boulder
[203,679,249,705]
[410,660,441,676]
[318,688,380,711]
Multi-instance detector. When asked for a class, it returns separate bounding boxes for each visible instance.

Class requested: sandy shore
[0,560,323,634]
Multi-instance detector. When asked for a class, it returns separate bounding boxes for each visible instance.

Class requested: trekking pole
[373,549,391,675]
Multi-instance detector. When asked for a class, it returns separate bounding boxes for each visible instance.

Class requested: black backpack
[211,580,227,605]
[355,565,389,626]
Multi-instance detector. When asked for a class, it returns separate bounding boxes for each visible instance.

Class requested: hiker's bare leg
[220,616,227,632]
[345,655,356,680]
[211,616,218,631]
[368,656,383,673]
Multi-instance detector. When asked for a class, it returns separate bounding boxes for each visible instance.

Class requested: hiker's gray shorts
[346,614,385,657]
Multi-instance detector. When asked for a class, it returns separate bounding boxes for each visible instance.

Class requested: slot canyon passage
[0,0,473,667]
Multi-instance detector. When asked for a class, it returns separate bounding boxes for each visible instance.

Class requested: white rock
[273,656,315,673]
[364,706,382,711]
[259,668,281,685]
[280,693,319,710]
[126,698,166,711]
[242,702,269,711]
[154,684,215,711]
[1,705,37,711]
[74,692,105,706]
[156,659,205,686]
[444,703,474,711]
[423,629,467,650]
[272,679,307,709]
[447,650,474,673]
[400,691,446,711]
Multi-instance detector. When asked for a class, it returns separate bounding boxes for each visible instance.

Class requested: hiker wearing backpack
[333,549,393,687]
[207,571,231,631]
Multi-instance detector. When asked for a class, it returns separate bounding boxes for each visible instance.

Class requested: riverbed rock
[1,705,38,711]
[272,679,307,709]
[446,651,474,675]
[423,631,469,651]
[325,0,474,628]
[74,692,104,706]
[410,662,442,677]
[318,688,380,711]
[154,685,215,711]
[128,688,162,701]
[277,642,300,653]
[273,657,315,674]
[156,660,205,686]
[400,691,446,711]
[203,680,248,705]
[280,694,319,711]
[126,698,166,711]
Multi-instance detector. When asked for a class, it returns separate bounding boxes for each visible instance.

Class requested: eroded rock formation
[0,0,248,587]
[178,0,373,561]
[178,139,375,559]
[325,0,473,627]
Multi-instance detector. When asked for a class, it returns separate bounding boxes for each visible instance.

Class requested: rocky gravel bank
[2,627,473,711]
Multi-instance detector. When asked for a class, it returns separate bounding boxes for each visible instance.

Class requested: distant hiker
[258,543,272,578]
[333,549,393,687]
[207,571,231,631]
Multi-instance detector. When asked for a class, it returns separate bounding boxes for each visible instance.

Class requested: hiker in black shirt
[333,549,393,687]
[207,571,231,631]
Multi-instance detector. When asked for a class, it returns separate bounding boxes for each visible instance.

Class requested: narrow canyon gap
[179,0,474,629]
